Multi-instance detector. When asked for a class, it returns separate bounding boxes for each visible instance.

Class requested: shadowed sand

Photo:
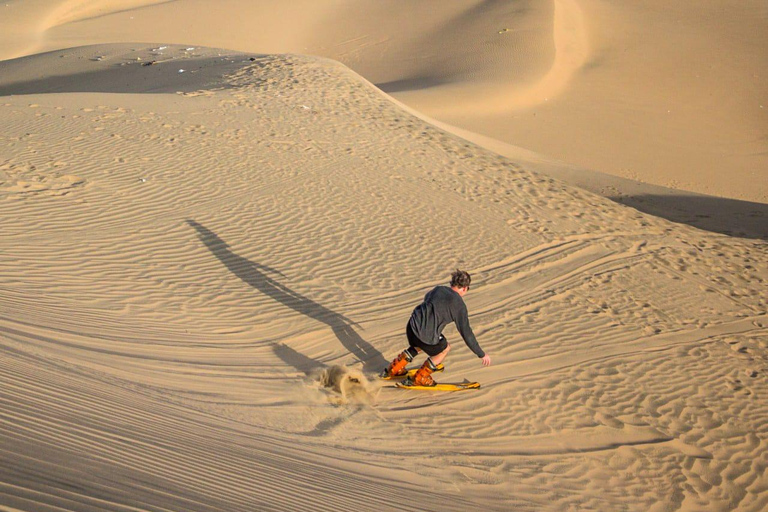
[187,219,386,372]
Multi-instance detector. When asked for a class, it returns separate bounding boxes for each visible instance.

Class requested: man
[381,269,491,386]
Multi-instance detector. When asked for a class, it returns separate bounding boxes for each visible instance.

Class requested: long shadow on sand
[272,341,326,375]
[187,220,386,372]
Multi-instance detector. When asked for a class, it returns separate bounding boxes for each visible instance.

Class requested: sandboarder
[381,269,491,386]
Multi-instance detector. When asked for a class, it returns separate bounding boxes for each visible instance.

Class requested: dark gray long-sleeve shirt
[408,286,485,358]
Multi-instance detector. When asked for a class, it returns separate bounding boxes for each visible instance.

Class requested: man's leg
[411,342,450,386]
[429,343,451,365]
[381,346,420,377]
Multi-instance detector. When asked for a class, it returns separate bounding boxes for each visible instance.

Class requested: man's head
[450,269,471,296]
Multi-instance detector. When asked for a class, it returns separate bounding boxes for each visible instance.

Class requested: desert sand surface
[1,0,766,205]
[1,3,768,512]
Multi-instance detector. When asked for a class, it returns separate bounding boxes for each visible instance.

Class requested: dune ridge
[1,45,767,510]
[394,0,588,115]
[1,0,765,202]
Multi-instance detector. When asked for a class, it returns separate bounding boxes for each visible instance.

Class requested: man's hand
[481,354,491,366]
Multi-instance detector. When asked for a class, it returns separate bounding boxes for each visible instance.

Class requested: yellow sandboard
[396,380,480,391]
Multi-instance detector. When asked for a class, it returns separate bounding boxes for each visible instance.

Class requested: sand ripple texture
[1,47,767,511]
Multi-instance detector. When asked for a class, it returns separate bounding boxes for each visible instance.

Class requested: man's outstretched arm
[455,304,489,365]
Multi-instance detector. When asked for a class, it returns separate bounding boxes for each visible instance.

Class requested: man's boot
[380,347,418,378]
[410,358,438,386]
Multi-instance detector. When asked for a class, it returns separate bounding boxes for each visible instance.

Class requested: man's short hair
[450,269,471,289]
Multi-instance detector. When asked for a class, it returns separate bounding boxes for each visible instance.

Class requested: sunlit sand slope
[1,45,767,511]
[2,0,765,202]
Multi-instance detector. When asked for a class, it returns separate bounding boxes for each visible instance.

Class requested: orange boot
[380,347,418,378]
[410,358,438,387]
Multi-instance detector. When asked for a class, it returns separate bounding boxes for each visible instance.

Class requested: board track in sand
[1,45,767,511]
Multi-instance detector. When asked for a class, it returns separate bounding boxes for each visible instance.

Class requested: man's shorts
[406,323,448,357]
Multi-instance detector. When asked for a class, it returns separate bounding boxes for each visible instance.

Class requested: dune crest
[41,0,169,35]
[2,0,764,201]
[535,0,588,107]
[406,0,588,115]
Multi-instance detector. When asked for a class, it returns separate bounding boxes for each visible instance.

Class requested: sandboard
[379,364,444,381]
[395,380,480,391]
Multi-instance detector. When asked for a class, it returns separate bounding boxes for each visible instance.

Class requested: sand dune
[1,43,767,510]
[1,0,765,203]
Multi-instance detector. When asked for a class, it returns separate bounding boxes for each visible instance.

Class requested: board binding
[379,363,444,381]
